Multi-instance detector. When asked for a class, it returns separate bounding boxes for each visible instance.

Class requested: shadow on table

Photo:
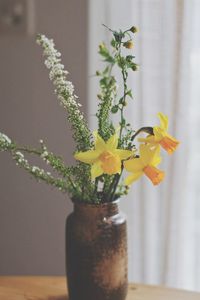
[37,296,68,300]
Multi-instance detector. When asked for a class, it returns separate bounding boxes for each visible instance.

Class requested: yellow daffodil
[138,112,179,154]
[124,144,164,186]
[74,132,132,179]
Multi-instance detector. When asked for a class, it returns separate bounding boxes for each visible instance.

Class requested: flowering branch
[36,34,96,201]
[36,34,92,152]
[0,133,79,196]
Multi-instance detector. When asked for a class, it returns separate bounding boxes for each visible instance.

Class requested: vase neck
[73,201,119,219]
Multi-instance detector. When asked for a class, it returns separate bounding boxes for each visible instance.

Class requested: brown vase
[65,200,128,300]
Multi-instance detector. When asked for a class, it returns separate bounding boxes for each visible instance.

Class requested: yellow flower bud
[130,26,138,33]
[132,64,138,71]
[99,42,106,51]
[123,41,134,49]
[123,101,128,106]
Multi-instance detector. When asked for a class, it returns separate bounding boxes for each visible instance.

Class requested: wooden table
[0,276,200,300]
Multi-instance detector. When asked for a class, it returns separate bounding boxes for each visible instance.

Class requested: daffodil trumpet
[74,132,133,180]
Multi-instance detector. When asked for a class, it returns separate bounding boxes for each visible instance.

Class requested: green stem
[109,174,120,202]
[108,175,118,201]
[119,69,127,141]
[14,145,78,193]
[16,146,41,156]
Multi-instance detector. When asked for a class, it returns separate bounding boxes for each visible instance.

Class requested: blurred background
[0,0,200,292]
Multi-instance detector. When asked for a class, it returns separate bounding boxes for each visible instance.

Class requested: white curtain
[88,0,200,291]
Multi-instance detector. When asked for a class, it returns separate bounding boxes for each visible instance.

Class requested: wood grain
[0,276,199,300]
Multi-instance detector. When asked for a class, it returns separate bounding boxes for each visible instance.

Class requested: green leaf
[127,90,133,99]
[113,32,122,43]
[104,56,115,64]
[103,66,110,75]
[118,97,124,105]
[126,55,135,61]
[100,77,108,87]
[117,57,126,68]
[111,39,117,48]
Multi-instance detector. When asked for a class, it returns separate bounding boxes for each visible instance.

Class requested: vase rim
[71,198,120,207]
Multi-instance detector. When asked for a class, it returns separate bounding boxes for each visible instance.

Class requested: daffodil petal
[91,162,104,179]
[138,135,157,144]
[124,158,143,172]
[93,131,106,151]
[139,144,153,166]
[115,149,133,160]
[157,112,168,131]
[150,146,162,166]
[74,150,100,164]
[124,172,143,185]
[106,133,118,150]
[140,144,161,166]
[153,126,165,140]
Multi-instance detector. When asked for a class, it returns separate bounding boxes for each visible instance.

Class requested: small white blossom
[15,151,24,158]
[0,133,11,145]
[39,170,44,175]
[15,151,25,164]
[41,151,48,159]
[32,166,40,173]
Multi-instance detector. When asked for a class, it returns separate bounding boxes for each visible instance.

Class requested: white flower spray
[36,34,95,200]
[36,34,92,152]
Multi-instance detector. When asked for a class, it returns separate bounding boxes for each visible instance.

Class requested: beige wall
[0,0,88,275]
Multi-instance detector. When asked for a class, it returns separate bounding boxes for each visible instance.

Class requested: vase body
[66,200,128,300]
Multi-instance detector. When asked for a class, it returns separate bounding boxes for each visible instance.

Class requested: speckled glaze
[66,200,128,300]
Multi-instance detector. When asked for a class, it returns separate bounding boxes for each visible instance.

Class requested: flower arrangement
[0,26,179,203]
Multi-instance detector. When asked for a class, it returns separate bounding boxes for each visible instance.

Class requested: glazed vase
[65,200,128,300]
